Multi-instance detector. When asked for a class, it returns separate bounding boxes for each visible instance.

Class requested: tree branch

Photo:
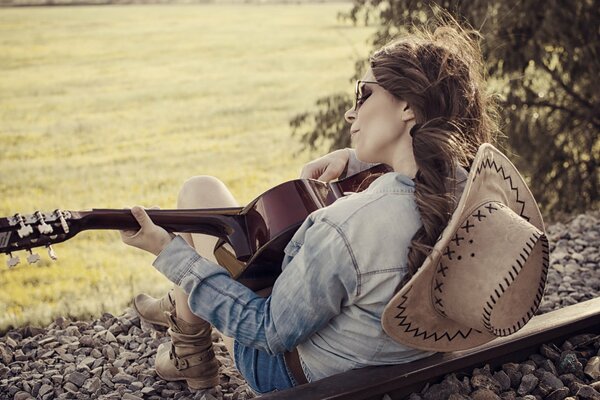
[538,60,595,111]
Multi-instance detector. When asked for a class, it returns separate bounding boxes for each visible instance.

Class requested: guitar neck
[78,208,246,238]
[0,207,252,259]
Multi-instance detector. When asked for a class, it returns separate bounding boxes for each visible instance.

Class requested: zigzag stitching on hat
[393,286,474,342]
[482,232,549,336]
[475,157,529,222]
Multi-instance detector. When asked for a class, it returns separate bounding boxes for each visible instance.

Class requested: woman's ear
[400,102,415,122]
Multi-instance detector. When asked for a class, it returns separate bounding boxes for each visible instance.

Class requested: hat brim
[381,143,545,352]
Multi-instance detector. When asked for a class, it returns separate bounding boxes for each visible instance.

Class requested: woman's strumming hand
[119,206,176,256]
[300,148,350,182]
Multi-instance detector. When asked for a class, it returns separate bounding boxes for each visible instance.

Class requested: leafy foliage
[290,0,599,217]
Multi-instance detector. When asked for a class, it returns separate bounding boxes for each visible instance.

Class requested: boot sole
[155,368,220,390]
[132,300,171,329]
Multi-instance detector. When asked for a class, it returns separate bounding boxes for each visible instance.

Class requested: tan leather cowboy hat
[381,143,549,352]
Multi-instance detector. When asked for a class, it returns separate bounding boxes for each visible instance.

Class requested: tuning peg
[15,213,33,238]
[47,245,57,260]
[35,211,53,235]
[55,209,70,234]
[7,253,20,268]
[26,249,40,264]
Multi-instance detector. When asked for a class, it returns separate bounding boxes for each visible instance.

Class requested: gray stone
[79,335,96,347]
[423,382,459,400]
[448,395,469,400]
[471,388,500,400]
[576,385,600,400]
[113,372,136,384]
[540,359,558,375]
[59,353,75,363]
[0,344,13,364]
[529,353,546,366]
[517,374,539,396]
[83,376,101,393]
[584,356,600,380]
[63,382,79,394]
[502,363,522,389]
[13,392,32,400]
[559,373,581,387]
[538,371,565,396]
[546,387,570,400]
[492,370,511,392]
[499,391,516,400]
[519,362,536,376]
[38,384,53,397]
[66,370,89,387]
[122,394,144,400]
[558,352,584,376]
[141,387,156,395]
[471,373,501,393]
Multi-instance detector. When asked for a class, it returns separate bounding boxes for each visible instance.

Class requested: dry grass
[0,3,375,332]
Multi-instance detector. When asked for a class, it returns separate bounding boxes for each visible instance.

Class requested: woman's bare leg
[173,175,239,357]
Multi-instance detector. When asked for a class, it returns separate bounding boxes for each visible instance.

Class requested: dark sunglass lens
[355,81,362,110]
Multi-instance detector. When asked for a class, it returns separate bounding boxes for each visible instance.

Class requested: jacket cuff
[152,235,223,287]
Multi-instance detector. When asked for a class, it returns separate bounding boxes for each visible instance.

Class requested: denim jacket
[153,151,468,382]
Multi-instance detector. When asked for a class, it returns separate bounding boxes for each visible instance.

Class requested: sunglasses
[354,80,379,111]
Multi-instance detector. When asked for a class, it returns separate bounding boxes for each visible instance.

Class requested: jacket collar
[365,164,469,195]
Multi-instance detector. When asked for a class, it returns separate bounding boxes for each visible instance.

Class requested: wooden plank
[260,297,600,399]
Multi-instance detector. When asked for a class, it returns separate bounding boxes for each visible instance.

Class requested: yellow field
[0,3,375,332]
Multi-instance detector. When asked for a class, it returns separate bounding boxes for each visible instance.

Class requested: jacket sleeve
[152,219,357,355]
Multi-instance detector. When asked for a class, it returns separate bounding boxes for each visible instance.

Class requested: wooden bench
[261,297,600,399]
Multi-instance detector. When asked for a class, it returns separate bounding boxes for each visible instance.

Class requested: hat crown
[432,201,548,336]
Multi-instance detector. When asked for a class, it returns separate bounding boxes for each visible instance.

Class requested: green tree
[290,0,599,218]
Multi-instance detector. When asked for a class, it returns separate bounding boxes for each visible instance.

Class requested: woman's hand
[299,148,350,181]
[119,206,176,256]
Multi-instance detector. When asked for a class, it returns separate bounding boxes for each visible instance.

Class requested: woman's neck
[390,136,418,179]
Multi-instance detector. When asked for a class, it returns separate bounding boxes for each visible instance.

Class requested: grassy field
[0,3,376,333]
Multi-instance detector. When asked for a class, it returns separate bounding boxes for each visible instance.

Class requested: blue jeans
[233,340,298,394]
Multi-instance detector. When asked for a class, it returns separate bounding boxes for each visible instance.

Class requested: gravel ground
[0,211,598,400]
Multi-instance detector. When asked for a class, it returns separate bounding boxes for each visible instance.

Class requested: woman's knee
[177,175,237,208]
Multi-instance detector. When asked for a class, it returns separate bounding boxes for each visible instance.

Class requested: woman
[120,19,498,393]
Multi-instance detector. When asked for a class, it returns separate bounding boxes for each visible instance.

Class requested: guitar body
[223,178,340,290]
[1,164,392,290]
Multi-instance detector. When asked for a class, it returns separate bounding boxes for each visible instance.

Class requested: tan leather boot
[155,311,220,390]
[133,288,176,328]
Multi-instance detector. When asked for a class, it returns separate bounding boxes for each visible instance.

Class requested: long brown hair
[368,17,500,287]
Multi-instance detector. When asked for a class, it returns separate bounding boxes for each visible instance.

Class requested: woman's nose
[344,107,356,123]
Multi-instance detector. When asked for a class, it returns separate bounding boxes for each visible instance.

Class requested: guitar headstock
[0,209,74,268]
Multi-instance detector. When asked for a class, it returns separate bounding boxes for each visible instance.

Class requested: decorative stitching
[461,219,474,233]
[443,247,455,260]
[472,210,486,221]
[474,156,529,222]
[481,231,549,336]
[485,204,497,213]
[437,263,448,277]
[393,286,475,342]
[451,233,464,246]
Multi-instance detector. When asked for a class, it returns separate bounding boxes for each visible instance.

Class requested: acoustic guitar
[0,164,391,290]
